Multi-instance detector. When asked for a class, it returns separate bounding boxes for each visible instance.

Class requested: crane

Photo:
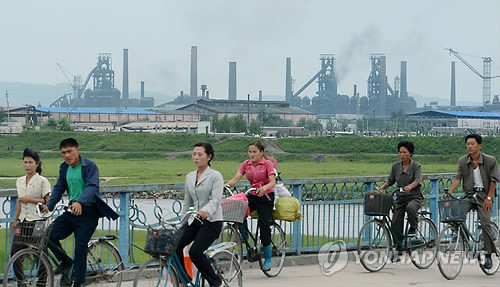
[445,48,500,105]
[56,63,82,106]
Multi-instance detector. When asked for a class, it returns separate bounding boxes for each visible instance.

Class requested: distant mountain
[408,92,479,107]
[0,82,72,107]
[0,81,176,107]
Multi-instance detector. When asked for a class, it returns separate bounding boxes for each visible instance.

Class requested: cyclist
[444,133,499,270]
[175,142,224,287]
[11,148,51,286]
[225,140,276,271]
[41,138,118,287]
[379,140,423,259]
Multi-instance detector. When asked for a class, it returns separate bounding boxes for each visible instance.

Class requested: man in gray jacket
[445,133,499,270]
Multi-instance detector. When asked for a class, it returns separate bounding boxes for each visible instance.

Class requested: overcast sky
[1,0,499,107]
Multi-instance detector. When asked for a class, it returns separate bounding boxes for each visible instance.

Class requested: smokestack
[206,90,209,99]
[190,46,197,98]
[259,90,262,101]
[141,81,144,99]
[353,85,359,114]
[451,61,456,106]
[400,61,407,100]
[228,62,237,100]
[122,49,129,102]
[285,57,292,102]
[201,84,207,98]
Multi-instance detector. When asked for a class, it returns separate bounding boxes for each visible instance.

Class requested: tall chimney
[285,57,292,102]
[190,46,197,98]
[201,84,207,98]
[141,81,144,99]
[228,62,237,100]
[122,49,129,102]
[259,90,263,101]
[451,61,456,106]
[400,61,407,100]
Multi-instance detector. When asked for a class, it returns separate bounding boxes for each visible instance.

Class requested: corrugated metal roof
[37,107,159,115]
[409,110,500,119]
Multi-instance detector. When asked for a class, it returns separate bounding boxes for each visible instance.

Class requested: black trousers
[175,219,222,287]
[247,192,275,246]
[11,220,48,286]
[47,205,99,284]
[392,195,423,249]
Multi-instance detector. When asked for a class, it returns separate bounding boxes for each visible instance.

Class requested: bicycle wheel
[133,257,179,287]
[259,222,286,277]
[216,224,244,263]
[479,222,500,275]
[211,250,242,287]
[3,247,54,287]
[409,217,438,269]
[437,224,465,280]
[86,240,124,287]
[357,219,391,272]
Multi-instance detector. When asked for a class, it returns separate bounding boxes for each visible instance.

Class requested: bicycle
[216,187,286,277]
[3,204,124,287]
[132,209,242,287]
[357,188,438,272]
[436,191,500,280]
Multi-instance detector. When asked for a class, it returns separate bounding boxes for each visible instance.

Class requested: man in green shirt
[43,138,118,286]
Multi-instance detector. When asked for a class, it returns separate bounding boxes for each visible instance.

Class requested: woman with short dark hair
[175,142,224,287]
[225,140,276,271]
[379,140,424,259]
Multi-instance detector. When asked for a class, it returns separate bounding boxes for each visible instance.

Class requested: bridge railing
[1,173,499,269]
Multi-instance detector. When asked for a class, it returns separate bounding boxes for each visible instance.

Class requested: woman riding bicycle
[379,140,423,258]
[225,140,276,271]
[11,148,51,285]
[175,142,225,287]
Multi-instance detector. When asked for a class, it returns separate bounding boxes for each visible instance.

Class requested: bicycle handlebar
[36,203,71,218]
[224,186,257,197]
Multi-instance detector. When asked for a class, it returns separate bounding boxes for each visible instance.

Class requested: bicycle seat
[103,235,116,240]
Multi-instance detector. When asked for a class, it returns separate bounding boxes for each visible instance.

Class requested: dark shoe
[54,261,72,275]
[482,256,493,269]
[71,283,81,287]
[407,227,417,237]
[391,250,403,262]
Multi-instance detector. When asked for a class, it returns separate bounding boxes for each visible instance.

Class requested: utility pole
[247,94,250,125]
[5,90,10,123]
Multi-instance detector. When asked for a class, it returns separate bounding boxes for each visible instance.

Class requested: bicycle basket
[144,224,186,256]
[221,198,249,224]
[12,220,51,247]
[438,199,470,223]
[364,192,393,216]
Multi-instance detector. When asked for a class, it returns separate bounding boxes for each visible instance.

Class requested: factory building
[176,98,315,124]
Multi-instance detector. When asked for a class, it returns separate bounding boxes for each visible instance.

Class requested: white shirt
[16,173,51,221]
[473,167,484,188]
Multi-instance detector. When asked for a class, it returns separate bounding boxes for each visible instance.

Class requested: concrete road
[242,260,500,287]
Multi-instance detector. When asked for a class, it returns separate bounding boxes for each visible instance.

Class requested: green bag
[250,197,302,222]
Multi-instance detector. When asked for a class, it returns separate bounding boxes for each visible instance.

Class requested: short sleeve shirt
[387,160,423,196]
[238,158,276,195]
[16,173,51,221]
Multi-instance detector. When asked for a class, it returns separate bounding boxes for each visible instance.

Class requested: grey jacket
[454,152,500,194]
[182,167,224,222]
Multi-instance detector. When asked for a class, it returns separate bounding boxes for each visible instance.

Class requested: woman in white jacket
[175,142,224,287]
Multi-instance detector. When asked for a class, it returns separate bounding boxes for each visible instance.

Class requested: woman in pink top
[225,140,276,271]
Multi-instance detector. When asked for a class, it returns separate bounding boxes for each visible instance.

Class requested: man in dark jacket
[42,138,118,287]
[445,133,499,270]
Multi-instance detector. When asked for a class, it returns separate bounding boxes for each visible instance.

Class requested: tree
[47,118,58,127]
[248,119,263,136]
[304,119,323,131]
[57,118,72,131]
[0,111,5,123]
[230,115,247,133]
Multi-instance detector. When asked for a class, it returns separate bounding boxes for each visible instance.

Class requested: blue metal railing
[1,173,499,269]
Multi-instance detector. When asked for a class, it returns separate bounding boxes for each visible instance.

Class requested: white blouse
[16,173,51,221]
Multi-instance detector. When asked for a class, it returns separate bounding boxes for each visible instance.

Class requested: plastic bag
[250,197,302,222]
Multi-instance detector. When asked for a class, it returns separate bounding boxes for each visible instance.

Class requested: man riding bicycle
[41,138,118,287]
[444,133,499,270]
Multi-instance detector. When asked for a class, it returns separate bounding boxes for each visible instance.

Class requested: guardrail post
[429,179,439,224]
[119,192,130,266]
[292,184,302,255]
